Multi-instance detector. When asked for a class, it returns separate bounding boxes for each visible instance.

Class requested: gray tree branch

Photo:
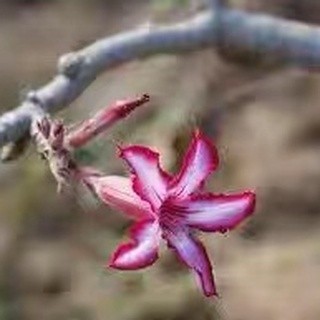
[1,7,320,150]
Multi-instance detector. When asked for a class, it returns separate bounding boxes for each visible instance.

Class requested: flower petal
[170,130,219,198]
[84,175,153,220]
[177,191,255,233]
[165,228,217,297]
[109,220,160,270]
[119,145,170,211]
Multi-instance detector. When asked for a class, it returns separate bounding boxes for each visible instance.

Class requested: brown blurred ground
[0,1,320,319]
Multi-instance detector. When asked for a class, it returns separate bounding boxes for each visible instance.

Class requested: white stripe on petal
[165,228,217,297]
[170,131,219,199]
[177,192,255,232]
[120,146,170,211]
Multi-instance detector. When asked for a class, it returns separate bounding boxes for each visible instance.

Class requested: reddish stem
[66,94,150,149]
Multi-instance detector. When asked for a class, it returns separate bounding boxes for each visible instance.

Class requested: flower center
[158,198,187,232]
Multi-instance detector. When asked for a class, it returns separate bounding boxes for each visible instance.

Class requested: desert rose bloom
[83,130,255,297]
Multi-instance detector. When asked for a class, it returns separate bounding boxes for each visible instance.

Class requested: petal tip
[117,144,126,158]
[203,288,219,298]
[106,260,115,269]
[108,248,136,270]
[118,144,162,169]
[142,93,150,102]
[108,250,159,270]
[242,190,256,216]
[108,257,123,270]
[194,129,220,170]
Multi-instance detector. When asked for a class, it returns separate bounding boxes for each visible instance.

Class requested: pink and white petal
[109,220,160,270]
[170,130,219,199]
[119,145,170,211]
[165,229,217,297]
[84,175,153,220]
[177,191,255,233]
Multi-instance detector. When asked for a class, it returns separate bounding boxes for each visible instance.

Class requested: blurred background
[1,0,320,319]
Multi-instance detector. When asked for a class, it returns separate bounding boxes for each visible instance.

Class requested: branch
[1,7,320,149]
[207,0,227,10]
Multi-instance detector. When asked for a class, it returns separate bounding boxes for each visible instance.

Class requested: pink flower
[83,130,255,297]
